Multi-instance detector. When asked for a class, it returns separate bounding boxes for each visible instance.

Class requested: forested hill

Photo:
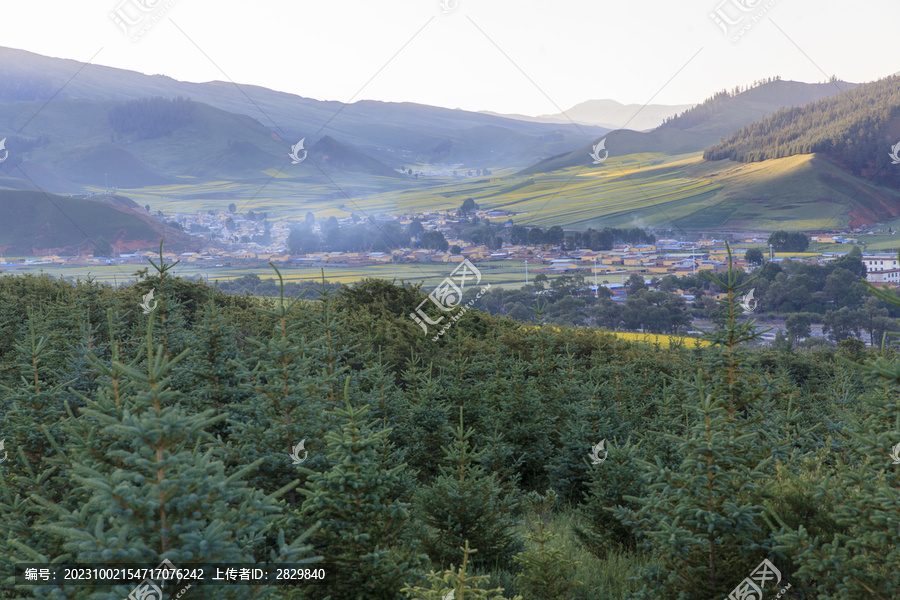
[657,77,857,133]
[703,75,900,185]
[518,78,853,175]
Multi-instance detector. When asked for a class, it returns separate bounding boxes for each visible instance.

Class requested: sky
[1,0,898,117]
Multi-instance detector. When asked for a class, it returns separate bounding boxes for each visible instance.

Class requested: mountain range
[1,45,899,253]
[482,99,695,131]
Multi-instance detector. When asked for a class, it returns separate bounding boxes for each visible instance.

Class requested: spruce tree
[767,278,900,599]
[393,356,451,483]
[513,517,582,600]
[414,408,523,571]
[227,264,329,504]
[0,306,73,462]
[401,540,523,600]
[295,377,426,600]
[12,313,318,600]
[133,240,192,362]
[614,250,779,600]
[175,281,247,440]
[574,437,646,557]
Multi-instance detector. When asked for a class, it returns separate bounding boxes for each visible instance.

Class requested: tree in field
[514,518,582,600]
[546,225,565,247]
[226,265,330,503]
[574,439,646,557]
[625,273,647,295]
[459,197,478,216]
[744,247,764,265]
[768,230,809,252]
[288,225,321,254]
[510,225,528,245]
[823,307,865,342]
[785,313,812,342]
[228,202,237,213]
[420,230,449,252]
[174,282,246,439]
[407,218,425,239]
[0,307,73,462]
[527,227,545,246]
[296,378,426,600]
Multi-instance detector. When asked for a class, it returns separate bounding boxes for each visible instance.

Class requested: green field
[110,151,899,234]
[2,260,632,290]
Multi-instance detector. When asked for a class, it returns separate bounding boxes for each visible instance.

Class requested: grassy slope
[350,152,900,232]
[519,80,857,176]
[0,189,193,253]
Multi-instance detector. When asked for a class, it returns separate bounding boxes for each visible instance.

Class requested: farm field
[110,151,896,235]
[1,260,623,290]
[9,243,900,292]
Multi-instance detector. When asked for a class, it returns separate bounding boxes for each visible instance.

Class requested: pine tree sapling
[297,377,425,600]
[401,540,523,600]
[415,407,523,571]
[514,518,582,600]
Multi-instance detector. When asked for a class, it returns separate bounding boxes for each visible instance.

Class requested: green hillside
[57,141,174,187]
[704,75,900,186]
[0,98,410,194]
[0,189,195,254]
[659,77,859,134]
[520,78,856,175]
[355,152,900,232]
[308,135,406,179]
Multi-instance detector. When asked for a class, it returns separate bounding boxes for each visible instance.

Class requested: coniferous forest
[1,247,899,600]
[703,75,900,185]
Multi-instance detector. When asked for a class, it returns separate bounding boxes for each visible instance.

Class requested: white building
[863,254,900,284]
[867,268,900,285]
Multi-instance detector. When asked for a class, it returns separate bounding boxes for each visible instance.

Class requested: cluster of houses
[6,201,900,293]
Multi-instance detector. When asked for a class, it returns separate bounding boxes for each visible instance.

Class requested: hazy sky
[2,0,898,117]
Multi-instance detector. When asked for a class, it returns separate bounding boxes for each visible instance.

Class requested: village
[4,204,898,293]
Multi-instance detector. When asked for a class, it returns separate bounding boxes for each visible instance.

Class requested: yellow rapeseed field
[518,325,711,348]
[602,331,712,348]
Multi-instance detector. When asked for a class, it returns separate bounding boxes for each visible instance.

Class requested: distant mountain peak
[483,99,694,131]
